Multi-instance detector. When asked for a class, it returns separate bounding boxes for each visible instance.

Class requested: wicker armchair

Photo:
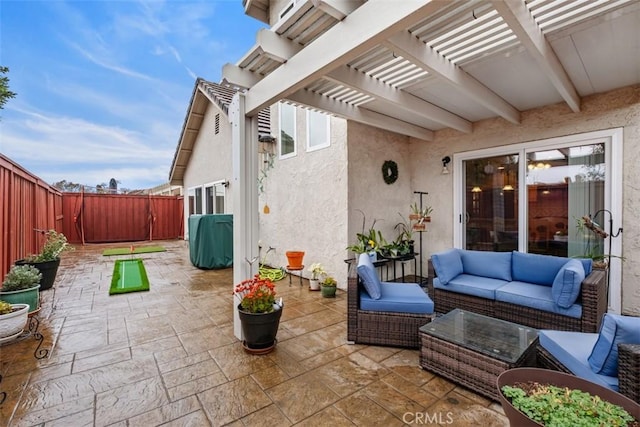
[537,343,640,403]
[347,275,433,348]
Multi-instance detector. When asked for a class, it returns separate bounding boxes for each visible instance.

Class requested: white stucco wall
[182,104,234,238]
[346,122,421,275]
[410,85,640,315]
[259,106,349,286]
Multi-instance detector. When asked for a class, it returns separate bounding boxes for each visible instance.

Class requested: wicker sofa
[427,249,607,332]
[537,313,640,403]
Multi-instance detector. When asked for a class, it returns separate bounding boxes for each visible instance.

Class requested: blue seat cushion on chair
[551,259,585,308]
[459,249,512,281]
[431,249,463,285]
[495,281,582,319]
[360,282,434,314]
[433,274,508,300]
[540,330,618,391]
[512,251,592,286]
[357,253,382,300]
[588,313,640,376]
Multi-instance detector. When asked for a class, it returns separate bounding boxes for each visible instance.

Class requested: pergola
[226,0,640,337]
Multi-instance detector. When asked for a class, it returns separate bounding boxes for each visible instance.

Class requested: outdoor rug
[109,259,150,295]
[102,246,166,256]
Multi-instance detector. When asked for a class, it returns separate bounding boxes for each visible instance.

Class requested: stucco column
[229,92,260,340]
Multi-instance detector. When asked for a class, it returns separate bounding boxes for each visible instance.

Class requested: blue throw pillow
[588,313,640,376]
[431,249,463,285]
[357,253,382,300]
[459,249,512,281]
[551,259,585,308]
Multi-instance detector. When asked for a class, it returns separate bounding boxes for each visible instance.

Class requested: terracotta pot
[497,368,640,427]
[285,251,305,269]
[409,214,421,221]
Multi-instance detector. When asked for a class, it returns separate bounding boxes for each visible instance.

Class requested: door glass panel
[464,155,519,252]
[526,143,605,258]
[205,186,214,214]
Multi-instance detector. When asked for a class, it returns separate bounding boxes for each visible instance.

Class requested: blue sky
[0,0,265,191]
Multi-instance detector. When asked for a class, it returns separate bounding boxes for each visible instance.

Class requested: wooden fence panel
[61,193,183,243]
[0,154,62,279]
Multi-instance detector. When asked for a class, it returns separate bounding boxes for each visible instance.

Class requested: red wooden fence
[62,192,183,244]
[2,153,184,278]
[1,154,63,279]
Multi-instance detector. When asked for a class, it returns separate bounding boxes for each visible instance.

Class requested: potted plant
[233,274,283,354]
[320,276,337,298]
[497,368,639,427]
[285,251,305,269]
[0,300,29,342]
[308,263,326,291]
[16,230,73,291]
[1,264,42,314]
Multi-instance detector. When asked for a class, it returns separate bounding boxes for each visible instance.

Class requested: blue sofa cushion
[360,282,434,314]
[588,313,640,376]
[552,259,585,308]
[512,251,592,286]
[495,281,582,319]
[434,274,508,300]
[539,330,618,391]
[431,249,463,285]
[357,253,381,300]
[460,249,512,281]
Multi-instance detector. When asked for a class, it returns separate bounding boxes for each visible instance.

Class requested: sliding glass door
[454,129,623,312]
[461,143,605,259]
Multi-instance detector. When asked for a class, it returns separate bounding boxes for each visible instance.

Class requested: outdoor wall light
[441,156,451,175]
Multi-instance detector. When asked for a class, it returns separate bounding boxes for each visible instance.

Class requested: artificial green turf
[102,246,166,256]
[109,259,150,295]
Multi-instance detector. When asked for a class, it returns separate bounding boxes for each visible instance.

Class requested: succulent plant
[2,264,42,291]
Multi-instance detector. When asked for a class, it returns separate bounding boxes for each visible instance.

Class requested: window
[188,187,203,215]
[204,181,227,214]
[205,185,215,214]
[279,102,296,158]
[307,109,330,151]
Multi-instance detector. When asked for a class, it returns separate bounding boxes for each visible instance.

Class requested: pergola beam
[245,0,453,116]
[385,31,521,124]
[311,0,364,20]
[492,0,580,112]
[326,66,472,133]
[289,89,433,141]
[222,63,262,89]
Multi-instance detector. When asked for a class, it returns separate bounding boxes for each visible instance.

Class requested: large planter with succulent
[308,263,326,291]
[1,264,42,314]
[234,274,283,355]
[16,230,73,291]
[0,301,29,342]
[497,368,639,427]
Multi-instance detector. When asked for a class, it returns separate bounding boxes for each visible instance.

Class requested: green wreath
[382,160,398,184]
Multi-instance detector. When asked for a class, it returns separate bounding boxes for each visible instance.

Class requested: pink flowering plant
[233,274,277,313]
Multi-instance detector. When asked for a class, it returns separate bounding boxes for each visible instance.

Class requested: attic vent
[279,0,297,20]
[215,114,220,135]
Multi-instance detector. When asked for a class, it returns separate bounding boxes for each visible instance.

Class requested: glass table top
[419,309,538,363]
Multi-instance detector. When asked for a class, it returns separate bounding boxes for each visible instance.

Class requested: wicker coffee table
[419,309,538,401]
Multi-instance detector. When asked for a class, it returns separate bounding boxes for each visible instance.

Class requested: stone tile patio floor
[1,240,509,426]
